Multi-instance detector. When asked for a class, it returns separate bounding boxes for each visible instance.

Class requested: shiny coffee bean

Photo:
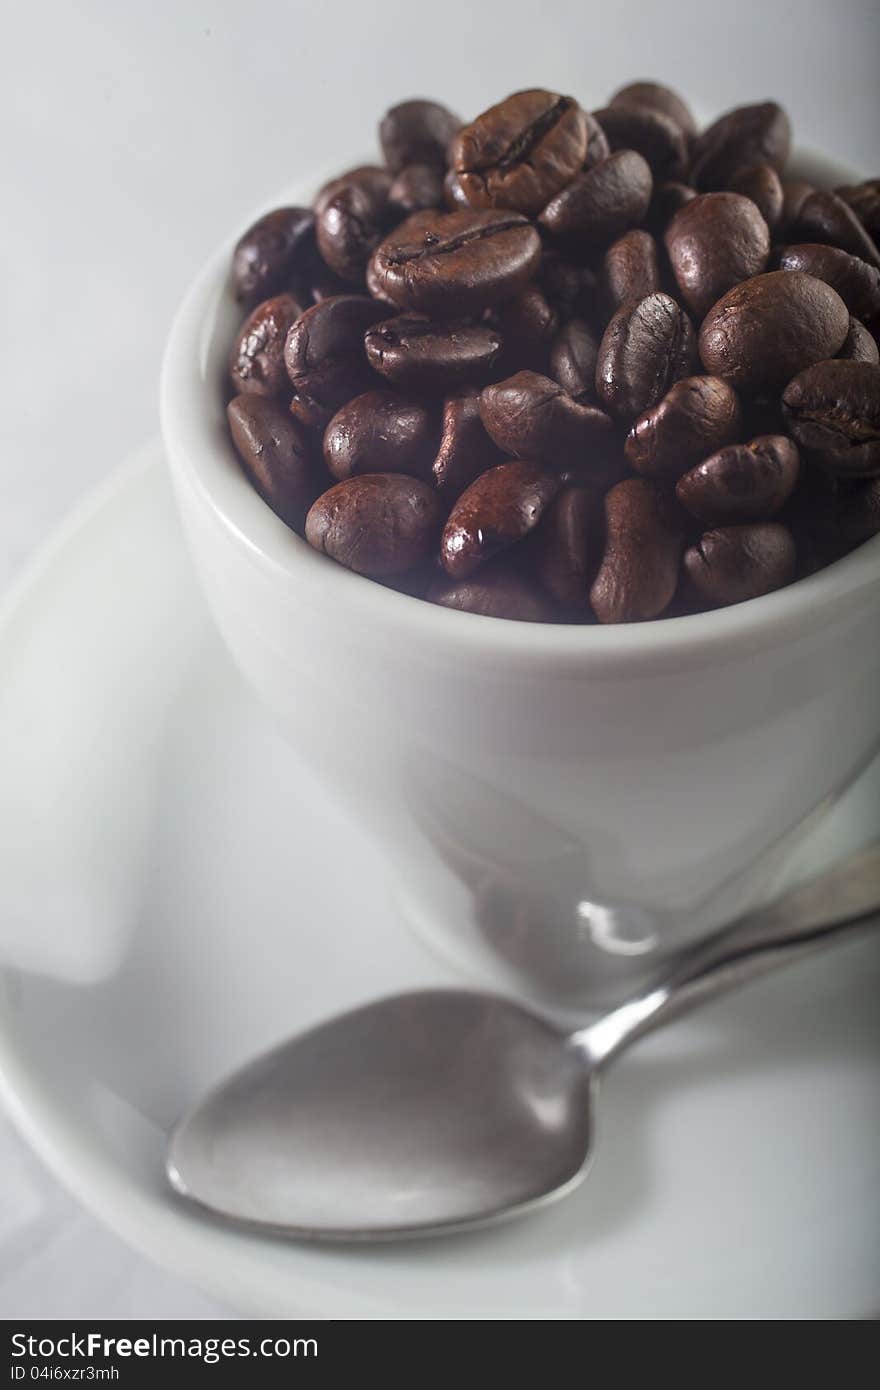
[676,434,800,523]
[432,388,504,497]
[284,294,389,410]
[838,316,880,365]
[727,163,784,232]
[836,179,880,240]
[313,165,392,217]
[549,319,599,402]
[645,180,696,235]
[782,360,880,476]
[364,315,503,391]
[428,561,556,621]
[590,478,684,622]
[495,286,558,370]
[230,292,306,398]
[379,99,461,173]
[450,89,588,215]
[227,395,321,531]
[698,271,849,391]
[592,104,688,182]
[305,473,442,576]
[369,209,541,317]
[316,182,386,286]
[480,371,613,463]
[689,101,791,190]
[527,485,599,607]
[608,81,697,138]
[539,150,653,248]
[596,291,696,421]
[602,229,661,312]
[778,243,880,322]
[625,375,741,480]
[440,461,560,577]
[387,164,445,218]
[289,391,335,432]
[232,208,316,307]
[322,391,435,481]
[793,191,880,270]
[665,192,770,318]
[683,524,796,606]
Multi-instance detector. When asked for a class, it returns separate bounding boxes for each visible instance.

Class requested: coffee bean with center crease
[539,150,653,248]
[449,89,588,215]
[380,99,461,173]
[284,294,391,410]
[432,388,505,496]
[227,395,321,531]
[322,391,436,481]
[440,461,560,577]
[527,485,599,607]
[727,164,784,232]
[689,101,791,191]
[480,370,614,464]
[230,292,307,398]
[305,473,442,576]
[316,182,387,286]
[232,208,316,308]
[676,434,800,523]
[602,229,661,312]
[608,81,698,139]
[369,209,541,317]
[387,164,446,218]
[699,271,849,391]
[590,478,684,622]
[838,316,880,365]
[314,166,393,217]
[793,191,880,270]
[683,524,796,606]
[592,105,688,182]
[782,360,880,476]
[550,319,599,402]
[625,375,741,480]
[365,315,503,391]
[596,291,696,421]
[428,560,556,621]
[836,180,880,240]
[778,244,880,322]
[665,193,770,319]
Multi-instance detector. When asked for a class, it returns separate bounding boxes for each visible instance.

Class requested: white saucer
[0,443,878,1319]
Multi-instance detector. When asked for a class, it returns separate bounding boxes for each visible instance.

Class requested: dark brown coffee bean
[549,318,599,402]
[538,252,599,322]
[380,99,461,173]
[440,461,560,577]
[443,167,470,209]
[538,150,653,248]
[645,180,696,235]
[284,294,389,409]
[387,164,445,218]
[226,395,321,531]
[596,291,696,421]
[314,166,393,217]
[583,112,611,169]
[793,191,880,270]
[494,286,558,370]
[432,388,505,497]
[698,271,849,391]
[689,101,791,191]
[726,163,784,231]
[527,485,599,607]
[230,292,306,398]
[778,243,880,322]
[364,315,502,391]
[625,375,741,480]
[779,178,815,236]
[683,524,796,605]
[428,561,555,621]
[592,104,688,182]
[480,370,613,463]
[838,316,880,365]
[676,434,800,523]
[590,478,684,622]
[232,208,316,307]
[782,359,880,476]
[665,192,770,318]
[602,229,661,311]
[322,391,435,481]
[450,89,588,215]
[369,209,541,317]
[608,81,698,138]
[289,391,334,432]
[305,473,442,576]
[836,179,880,239]
[316,182,386,286]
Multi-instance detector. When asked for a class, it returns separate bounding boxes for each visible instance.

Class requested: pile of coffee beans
[224,85,880,623]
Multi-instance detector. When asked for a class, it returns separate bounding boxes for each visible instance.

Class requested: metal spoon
[167,842,880,1241]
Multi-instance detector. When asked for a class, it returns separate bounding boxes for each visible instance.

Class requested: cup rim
[160,147,880,675]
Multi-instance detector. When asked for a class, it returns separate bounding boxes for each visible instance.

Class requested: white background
[1,0,878,1319]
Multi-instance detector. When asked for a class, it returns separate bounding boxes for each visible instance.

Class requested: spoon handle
[579,841,880,1068]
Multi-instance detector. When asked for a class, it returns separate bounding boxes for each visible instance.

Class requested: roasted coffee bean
[480,370,613,463]
[538,252,599,321]
[779,178,815,236]
[316,182,386,286]
[305,473,442,576]
[230,292,306,398]
[838,316,880,365]
[387,164,446,218]
[608,81,697,138]
[592,104,688,182]
[590,478,684,622]
[495,286,558,369]
[527,485,598,607]
[665,192,770,318]
[289,391,335,432]
[440,461,560,577]
[782,359,880,476]
[322,390,436,480]
[432,388,504,496]
[778,243,880,322]
[369,209,541,317]
[232,208,316,307]
[625,375,741,480]
[314,165,393,217]
[689,101,791,190]
[727,163,784,232]
[699,271,849,391]
[602,229,661,311]
[793,191,880,270]
[539,150,653,248]
[364,315,503,391]
[676,434,800,522]
[428,560,555,621]
[596,291,696,421]
[226,395,321,531]
[443,167,470,209]
[836,179,880,240]
[645,180,696,235]
[683,524,796,605]
[549,318,599,402]
[284,294,389,409]
[450,89,588,215]
[380,99,461,173]
[583,112,611,169]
